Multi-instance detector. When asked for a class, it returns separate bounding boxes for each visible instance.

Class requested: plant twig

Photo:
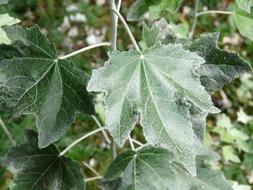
[189,0,199,38]
[92,115,111,144]
[83,162,100,177]
[111,8,141,52]
[0,117,16,146]
[58,42,111,60]
[197,10,233,17]
[85,176,102,182]
[59,128,104,156]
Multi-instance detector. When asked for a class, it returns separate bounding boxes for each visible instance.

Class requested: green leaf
[184,33,252,92]
[0,14,20,44]
[236,0,253,13]
[100,146,232,190]
[0,25,95,148]
[127,0,182,21]
[88,45,219,175]
[1,130,85,190]
[233,4,253,41]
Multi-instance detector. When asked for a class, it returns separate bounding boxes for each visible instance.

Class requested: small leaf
[149,0,183,20]
[233,4,253,41]
[100,146,232,190]
[1,130,85,190]
[0,25,95,148]
[0,14,20,44]
[88,44,219,175]
[236,0,253,13]
[142,23,160,48]
[127,0,157,21]
[127,0,182,21]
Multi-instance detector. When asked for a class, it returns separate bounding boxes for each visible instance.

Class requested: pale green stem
[109,0,118,50]
[59,128,104,156]
[85,176,102,182]
[58,42,111,60]
[197,10,233,17]
[83,162,100,177]
[128,135,135,151]
[131,139,144,146]
[117,0,122,10]
[92,115,111,144]
[0,117,16,146]
[108,0,119,160]
[111,8,141,52]
[189,0,199,38]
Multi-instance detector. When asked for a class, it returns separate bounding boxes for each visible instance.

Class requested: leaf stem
[59,128,104,156]
[108,0,120,160]
[197,10,233,17]
[58,42,111,60]
[91,115,111,144]
[128,135,135,151]
[131,139,144,146]
[85,176,102,182]
[117,0,122,10]
[83,162,100,177]
[111,141,117,160]
[189,0,199,38]
[111,8,141,53]
[109,0,118,50]
[0,117,16,146]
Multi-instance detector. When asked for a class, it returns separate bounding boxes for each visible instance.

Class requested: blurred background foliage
[0,0,252,190]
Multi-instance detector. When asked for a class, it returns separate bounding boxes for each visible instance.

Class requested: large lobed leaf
[88,44,219,175]
[100,146,232,190]
[0,25,95,148]
[1,130,85,190]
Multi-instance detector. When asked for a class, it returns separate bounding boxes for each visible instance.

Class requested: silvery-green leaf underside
[88,44,219,175]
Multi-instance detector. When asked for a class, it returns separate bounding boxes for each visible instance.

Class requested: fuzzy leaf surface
[0,14,20,44]
[88,44,219,175]
[185,33,252,92]
[0,25,94,148]
[100,146,232,190]
[1,130,85,190]
[142,22,251,92]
